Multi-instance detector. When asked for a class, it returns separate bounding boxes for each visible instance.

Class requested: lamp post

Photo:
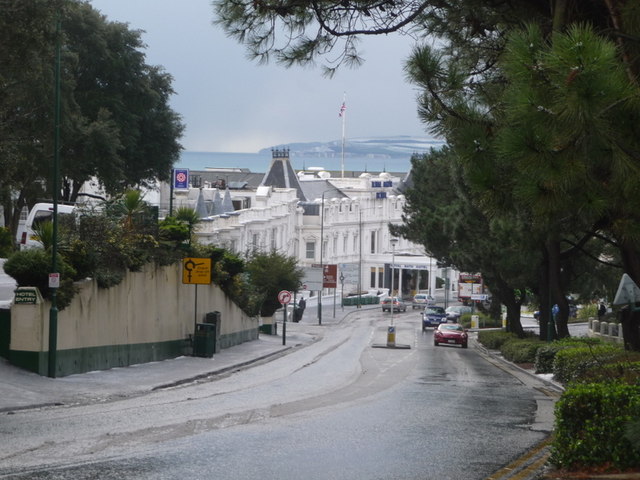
[48,10,62,379]
[387,237,398,347]
[318,192,327,325]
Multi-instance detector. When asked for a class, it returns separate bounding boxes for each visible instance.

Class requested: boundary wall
[587,317,624,344]
[8,263,258,376]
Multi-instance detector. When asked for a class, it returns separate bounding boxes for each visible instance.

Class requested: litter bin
[193,322,216,358]
[205,311,221,352]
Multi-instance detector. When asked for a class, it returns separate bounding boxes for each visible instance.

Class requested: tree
[0,0,184,242]
[394,147,537,336]
[245,250,304,317]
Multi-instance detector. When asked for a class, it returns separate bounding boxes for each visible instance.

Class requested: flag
[338,101,346,117]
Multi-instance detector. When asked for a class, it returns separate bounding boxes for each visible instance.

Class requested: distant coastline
[176,136,444,173]
[176,151,413,173]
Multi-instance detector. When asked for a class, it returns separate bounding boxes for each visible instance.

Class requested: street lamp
[318,189,335,325]
[387,237,399,347]
[319,192,325,325]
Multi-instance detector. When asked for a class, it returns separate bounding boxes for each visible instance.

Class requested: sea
[176,151,413,173]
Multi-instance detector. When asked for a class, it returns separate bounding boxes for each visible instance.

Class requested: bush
[551,382,640,471]
[477,330,515,350]
[578,359,640,385]
[553,344,628,385]
[460,312,502,328]
[0,226,14,257]
[3,248,77,309]
[535,337,605,374]
[500,337,545,363]
[578,303,597,320]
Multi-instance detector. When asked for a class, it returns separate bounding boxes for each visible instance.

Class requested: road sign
[613,273,640,305]
[174,168,189,189]
[471,294,488,301]
[182,257,212,285]
[48,273,60,289]
[278,290,292,305]
[323,264,337,288]
[338,263,359,284]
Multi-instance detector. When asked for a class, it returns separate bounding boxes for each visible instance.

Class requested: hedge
[534,337,604,374]
[553,344,633,385]
[551,382,640,470]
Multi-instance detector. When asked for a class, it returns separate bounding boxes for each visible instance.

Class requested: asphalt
[0,299,562,480]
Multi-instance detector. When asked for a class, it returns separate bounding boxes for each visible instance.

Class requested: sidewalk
[0,299,367,414]
[0,301,564,480]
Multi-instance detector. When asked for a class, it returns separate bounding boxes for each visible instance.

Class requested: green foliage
[3,249,77,309]
[551,383,640,470]
[245,250,304,317]
[477,330,516,350]
[460,312,502,328]
[553,344,631,385]
[578,360,640,385]
[578,303,598,320]
[0,227,14,257]
[534,337,603,374]
[500,337,545,363]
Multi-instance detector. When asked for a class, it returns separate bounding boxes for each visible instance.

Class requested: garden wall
[9,263,258,376]
[587,318,624,344]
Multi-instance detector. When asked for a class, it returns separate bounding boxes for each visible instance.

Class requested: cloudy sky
[88,0,429,153]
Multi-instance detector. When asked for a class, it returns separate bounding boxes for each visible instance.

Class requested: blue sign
[174,169,189,189]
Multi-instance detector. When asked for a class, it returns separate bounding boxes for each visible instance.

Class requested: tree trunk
[619,305,640,351]
[538,247,551,341]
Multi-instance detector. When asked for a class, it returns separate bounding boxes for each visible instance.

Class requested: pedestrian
[598,302,606,320]
[295,297,306,322]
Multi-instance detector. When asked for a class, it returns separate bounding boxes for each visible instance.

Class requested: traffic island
[372,325,411,349]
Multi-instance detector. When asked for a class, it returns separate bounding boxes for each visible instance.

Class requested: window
[343,235,348,254]
[306,242,315,260]
[378,268,384,288]
[370,230,377,254]
[370,267,376,289]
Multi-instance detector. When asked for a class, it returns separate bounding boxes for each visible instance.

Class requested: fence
[587,318,624,344]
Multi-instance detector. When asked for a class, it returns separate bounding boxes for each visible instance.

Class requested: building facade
[158,150,459,299]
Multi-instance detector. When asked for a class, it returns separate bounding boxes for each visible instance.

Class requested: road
[0,309,551,480]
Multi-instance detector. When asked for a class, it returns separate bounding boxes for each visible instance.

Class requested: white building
[158,149,459,300]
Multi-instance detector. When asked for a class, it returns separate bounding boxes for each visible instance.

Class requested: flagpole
[340,93,346,179]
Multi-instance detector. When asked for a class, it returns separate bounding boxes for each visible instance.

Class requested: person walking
[598,302,606,320]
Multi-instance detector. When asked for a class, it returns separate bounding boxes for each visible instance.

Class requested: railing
[587,318,624,344]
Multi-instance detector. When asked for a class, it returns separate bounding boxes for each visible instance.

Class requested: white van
[18,203,76,250]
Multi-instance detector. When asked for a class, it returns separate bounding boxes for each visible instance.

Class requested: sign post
[278,290,292,345]
[182,257,212,337]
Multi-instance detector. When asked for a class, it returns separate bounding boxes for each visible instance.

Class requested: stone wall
[9,263,258,376]
[587,318,624,344]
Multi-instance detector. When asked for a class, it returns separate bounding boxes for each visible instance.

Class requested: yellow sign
[182,257,212,285]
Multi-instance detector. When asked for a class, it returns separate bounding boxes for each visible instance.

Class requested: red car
[433,323,468,348]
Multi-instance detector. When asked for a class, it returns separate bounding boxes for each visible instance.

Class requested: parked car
[381,296,407,312]
[433,323,468,348]
[445,305,473,322]
[412,293,435,309]
[422,306,447,330]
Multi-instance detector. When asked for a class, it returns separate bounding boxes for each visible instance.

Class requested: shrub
[501,337,545,363]
[477,330,515,350]
[553,344,627,385]
[578,359,640,385]
[535,337,605,374]
[0,226,14,257]
[578,303,597,320]
[460,312,501,328]
[3,248,77,309]
[551,382,640,471]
